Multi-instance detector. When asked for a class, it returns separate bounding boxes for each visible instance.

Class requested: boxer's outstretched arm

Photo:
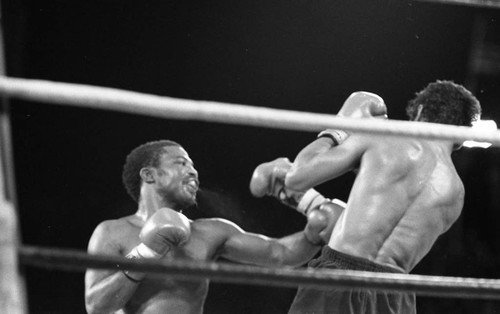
[216,219,321,267]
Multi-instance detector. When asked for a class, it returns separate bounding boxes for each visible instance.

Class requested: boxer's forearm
[286,138,339,191]
[273,232,322,267]
[85,270,141,314]
[221,230,320,268]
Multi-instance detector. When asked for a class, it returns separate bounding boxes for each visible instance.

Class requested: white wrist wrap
[297,189,326,215]
[317,129,349,146]
[329,198,347,208]
[126,243,162,259]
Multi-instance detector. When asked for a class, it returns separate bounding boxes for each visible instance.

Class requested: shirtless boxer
[84,139,335,314]
[280,80,481,314]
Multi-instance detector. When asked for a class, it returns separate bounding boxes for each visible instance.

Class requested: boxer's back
[329,136,464,272]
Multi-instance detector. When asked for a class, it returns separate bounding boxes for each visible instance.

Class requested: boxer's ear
[140,167,155,183]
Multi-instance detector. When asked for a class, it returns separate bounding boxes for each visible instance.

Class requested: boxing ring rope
[414,0,500,9]
[1,75,500,313]
[0,76,499,146]
[18,245,500,300]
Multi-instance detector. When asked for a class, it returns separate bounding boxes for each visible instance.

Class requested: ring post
[0,2,27,312]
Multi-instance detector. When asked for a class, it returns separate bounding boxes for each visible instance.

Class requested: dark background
[2,0,500,313]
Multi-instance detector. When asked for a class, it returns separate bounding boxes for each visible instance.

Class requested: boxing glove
[318,91,387,145]
[126,208,191,261]
[304,198,346,245]
[139,208,191,255]
[304,208,329,245]
[249,157,291,198]
[250,158,327,215]
[338,91,387,119]
[122,208,191,282]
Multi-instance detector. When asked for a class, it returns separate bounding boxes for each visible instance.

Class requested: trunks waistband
[320,246,404,274]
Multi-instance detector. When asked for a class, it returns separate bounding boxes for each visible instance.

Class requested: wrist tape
[328,198,347,208]
[297,189,326,215]
[122,243,161,283]
[122,271,142,283]
[126,243,162,259]
[317,129,349,146]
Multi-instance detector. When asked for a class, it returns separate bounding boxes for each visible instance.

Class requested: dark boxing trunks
[288,246,416,314]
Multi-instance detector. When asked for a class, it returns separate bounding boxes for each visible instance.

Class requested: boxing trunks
[288,246,416,314]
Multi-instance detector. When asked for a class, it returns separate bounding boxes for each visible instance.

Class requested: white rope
[1,76,499,146]
[19,245,500,300]
[414,0,500,9]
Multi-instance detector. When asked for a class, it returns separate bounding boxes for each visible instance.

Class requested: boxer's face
[154,146,199,208]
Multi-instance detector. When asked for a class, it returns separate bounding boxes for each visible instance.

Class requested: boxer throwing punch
[84,140,331,314]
